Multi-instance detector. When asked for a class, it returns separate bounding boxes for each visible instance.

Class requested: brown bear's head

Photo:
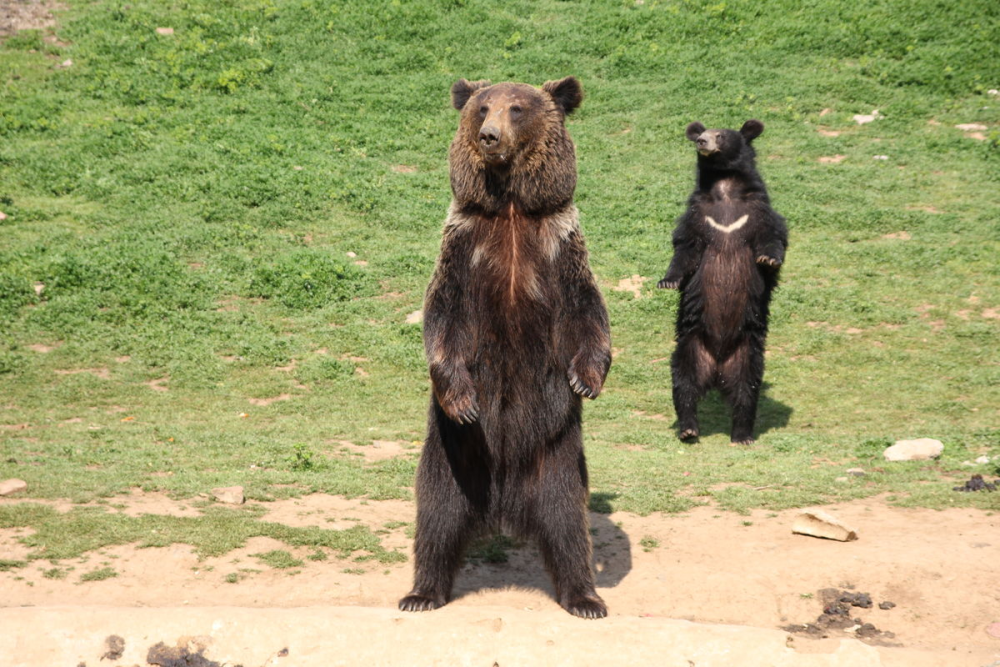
[450,77,582,168]
[686,120,764,165]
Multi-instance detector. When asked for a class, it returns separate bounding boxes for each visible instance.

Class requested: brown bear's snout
[479,124,501,147]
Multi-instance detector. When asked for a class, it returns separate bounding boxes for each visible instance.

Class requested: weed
[252,550,304,569]
[639,537,660,552]
[80,567,117,582]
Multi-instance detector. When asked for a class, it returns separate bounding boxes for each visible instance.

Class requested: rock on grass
[883,438,943,461]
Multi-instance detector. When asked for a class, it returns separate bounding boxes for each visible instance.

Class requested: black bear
[657,120,787,445]
[398,77,612,619]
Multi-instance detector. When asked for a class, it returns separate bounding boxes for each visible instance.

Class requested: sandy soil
[2,492,999,665]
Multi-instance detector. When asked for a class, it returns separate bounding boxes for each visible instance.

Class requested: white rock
[975,456,991,464]
[846,468,866,476]
[212,486,245,504]
[883,438,944,461]
[405,309,423,324]
[872,155,888,160]
[853,110,880,125]
[346,251,357,258]
[0,479,28,496]
[793,509,858,542]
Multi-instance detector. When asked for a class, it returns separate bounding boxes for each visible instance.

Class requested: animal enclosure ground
[0,0,998,662]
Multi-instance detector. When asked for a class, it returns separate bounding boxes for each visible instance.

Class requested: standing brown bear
[398,77,611,619]
[657,120,788,445]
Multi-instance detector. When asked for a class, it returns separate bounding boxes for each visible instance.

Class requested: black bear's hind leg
[672,336,713,441]
[531,436,606,619]
[719,341,763,445]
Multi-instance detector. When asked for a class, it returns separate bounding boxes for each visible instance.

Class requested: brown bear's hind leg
[529,429,606,619]
[400,411,487,612]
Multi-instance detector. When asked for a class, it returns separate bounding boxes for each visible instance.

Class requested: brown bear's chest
[467,204,558,309]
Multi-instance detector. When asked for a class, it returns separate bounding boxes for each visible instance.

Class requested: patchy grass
[0,0,998,568]
[253,549,304,570]
[79,566,117,582]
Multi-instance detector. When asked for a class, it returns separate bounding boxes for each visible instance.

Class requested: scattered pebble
[883,438,943,461]
[212,486,245,505]
[792,509,858,542]
[872,155,889,160]
[879,601,896,610]
[846,468,866,477]
[155,27,174,35]
[0,478,28,496]
[853,110,880,125]
[346,251,357,258]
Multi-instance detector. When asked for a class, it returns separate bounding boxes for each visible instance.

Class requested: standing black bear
[657,120,787,445]
[398,77,612,619]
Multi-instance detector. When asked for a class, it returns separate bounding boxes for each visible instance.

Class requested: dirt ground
[2,492,999,665]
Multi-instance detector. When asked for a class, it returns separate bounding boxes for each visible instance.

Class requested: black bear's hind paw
[730,437,756,446]
[565,595,608,619]
[657,277,680,289]
[756,255,782,268]
[679,428,699,441]
[398,594,443,612]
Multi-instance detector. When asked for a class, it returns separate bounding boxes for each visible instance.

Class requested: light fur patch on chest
[704,214,749,234]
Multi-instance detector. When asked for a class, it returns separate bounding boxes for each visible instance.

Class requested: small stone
[872,155,889,160]
[156,27,174,35]
[988,89,999,96]
[102,635,125,661]
[0,211,6,220]
[884,438,944,461]
[879,601,896,610]
[853,110,879,125]
[0,479,28,496]
[59,58,73,68]
[346,251,357,258]
[405,309,423,324]
[975,456,991,464]
[212,486,245,504]
[792,509,858,542]
[846,468,866,476]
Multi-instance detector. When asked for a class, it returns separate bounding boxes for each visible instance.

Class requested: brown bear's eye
[510,105,522,115]
[479,106,488,116]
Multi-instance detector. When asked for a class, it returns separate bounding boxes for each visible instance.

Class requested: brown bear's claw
[398,594,443,612]
[569,373,598,399]
[564,595,608,619]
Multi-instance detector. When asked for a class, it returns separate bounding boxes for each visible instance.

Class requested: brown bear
[398,77,611,619]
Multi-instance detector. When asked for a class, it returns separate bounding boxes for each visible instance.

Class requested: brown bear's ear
[542,76,583,115]
[686,122,706,141]
[740,119,764,141]
[451,79,492,111]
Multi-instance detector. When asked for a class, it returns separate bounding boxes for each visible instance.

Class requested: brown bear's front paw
[657,277,681,289]
[399,594,443,612]
[564,594,608,619]
[756,255,782,268]
[441,393,479,425]
[568,369,602,399]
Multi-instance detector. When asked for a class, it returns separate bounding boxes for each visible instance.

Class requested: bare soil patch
[0,0,60,36]
[1,494,998,665]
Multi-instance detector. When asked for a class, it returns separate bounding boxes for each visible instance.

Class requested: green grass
[79,566,118,582]
[1,0,999,562]
[253,549,304,569]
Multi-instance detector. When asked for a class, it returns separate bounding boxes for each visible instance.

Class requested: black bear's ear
[451,79,492,111]
[686,122,706,141]
[542,76,583,115]
[740,119,764,141]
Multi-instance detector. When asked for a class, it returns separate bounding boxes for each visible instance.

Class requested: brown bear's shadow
[674,383,793,440]
[450,505,631,603]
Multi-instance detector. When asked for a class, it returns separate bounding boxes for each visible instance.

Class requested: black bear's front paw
[756,255,782,268]
[399,594,443,612]
[657,276,681,289]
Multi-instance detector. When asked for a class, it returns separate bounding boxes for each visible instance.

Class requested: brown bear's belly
[698,242,757,346]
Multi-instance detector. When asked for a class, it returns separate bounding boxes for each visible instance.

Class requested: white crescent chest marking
[704,214,749,234]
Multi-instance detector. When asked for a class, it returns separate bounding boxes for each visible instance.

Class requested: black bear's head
[686,120,764,166]
[451,77,582,168]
